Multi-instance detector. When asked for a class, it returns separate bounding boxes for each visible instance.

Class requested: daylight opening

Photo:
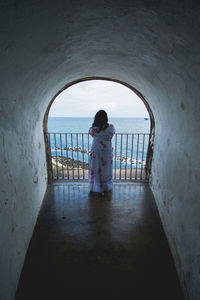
[44,78,154,183]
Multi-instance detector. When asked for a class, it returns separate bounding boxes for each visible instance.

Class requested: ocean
[48,117,150,170]
[48,117,150,133]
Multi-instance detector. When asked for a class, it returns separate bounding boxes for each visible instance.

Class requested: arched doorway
[43,77,155,183]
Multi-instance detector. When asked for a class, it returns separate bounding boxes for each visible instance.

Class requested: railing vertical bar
[49,133,54,180]
[88,133,89,180]
[65,134,69,180]
[114,134,117,180]
[140,134,145,180]
[125,134,128,180]
[54,133,59,180]
[48,134,51,177]
[119,134,123,180]
[71,133,74,180]
[135,134,140,180]
[145,134,150,180]
[60,133,64,179]
[76,133,80,180]
[82,133,85,180]
[130,134,134,180]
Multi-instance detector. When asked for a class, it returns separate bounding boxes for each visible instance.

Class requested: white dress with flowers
[88,124,115,193]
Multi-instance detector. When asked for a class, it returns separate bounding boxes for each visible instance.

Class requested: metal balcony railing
[47,133,150,181]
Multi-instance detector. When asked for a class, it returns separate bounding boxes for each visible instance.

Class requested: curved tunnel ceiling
[1,0,199,123]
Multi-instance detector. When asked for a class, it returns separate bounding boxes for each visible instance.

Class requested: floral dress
[88,124,115,193]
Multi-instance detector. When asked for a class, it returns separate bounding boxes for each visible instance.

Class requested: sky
[49,80,149,118]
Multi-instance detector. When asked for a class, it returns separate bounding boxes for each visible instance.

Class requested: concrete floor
[16,182,184,299]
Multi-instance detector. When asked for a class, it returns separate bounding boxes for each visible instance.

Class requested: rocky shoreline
[54,147,89,154]
[52,148,145,165]
[52,156,89,169]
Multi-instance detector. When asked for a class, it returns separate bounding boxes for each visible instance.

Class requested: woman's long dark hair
[92,110,108,131]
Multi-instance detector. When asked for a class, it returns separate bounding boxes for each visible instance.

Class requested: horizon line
[48,116,149,118]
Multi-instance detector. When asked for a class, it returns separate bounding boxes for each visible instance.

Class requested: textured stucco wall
[0,1,200,299]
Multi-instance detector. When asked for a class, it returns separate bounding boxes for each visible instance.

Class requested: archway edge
[44,76,155,131]
[43,76,155,183]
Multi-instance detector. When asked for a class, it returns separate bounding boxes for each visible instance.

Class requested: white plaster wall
[150,80,200,299]
[0,1,200,299]
[0,90,48,299]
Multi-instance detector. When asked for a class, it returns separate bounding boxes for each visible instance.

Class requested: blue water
[48,117,150,134]
[48,117,150,169]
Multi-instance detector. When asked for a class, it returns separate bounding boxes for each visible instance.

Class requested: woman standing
[89,110,115,194]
